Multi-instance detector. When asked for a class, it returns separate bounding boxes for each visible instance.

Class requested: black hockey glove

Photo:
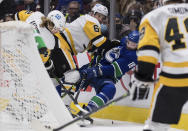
[129,74,154,101]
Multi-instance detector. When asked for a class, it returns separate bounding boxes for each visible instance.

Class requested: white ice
[79,118,185,131]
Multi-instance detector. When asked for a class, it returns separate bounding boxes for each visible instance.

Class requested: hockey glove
[39,47,51,64]
[129,74,153,101]
[39,47,55,75]
[80,66,102,81]
[62,69,81,84]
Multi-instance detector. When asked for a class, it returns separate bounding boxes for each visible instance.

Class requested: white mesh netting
[0,21,79,131]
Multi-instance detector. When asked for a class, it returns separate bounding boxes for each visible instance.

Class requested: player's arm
[135,19,160,82]
[33,29,46,49]
[33,29,52,71]
[130,19,160,101]
[83,21,106,47]
[80,49,137,81]
[84,22,120,55]
[100,52,137,79]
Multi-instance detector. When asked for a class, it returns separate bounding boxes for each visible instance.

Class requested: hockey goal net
[0,21,79,131]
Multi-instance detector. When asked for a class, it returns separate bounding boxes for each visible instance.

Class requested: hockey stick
[31,92,129,131]
[51,70,88,113]
[53,91,130,131]
[74,77,88,102]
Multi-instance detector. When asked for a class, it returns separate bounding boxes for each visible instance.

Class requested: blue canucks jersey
[96,44,137,80]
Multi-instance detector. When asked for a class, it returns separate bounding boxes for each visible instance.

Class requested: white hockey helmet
[91,4,108,16]
[47,10,66,31]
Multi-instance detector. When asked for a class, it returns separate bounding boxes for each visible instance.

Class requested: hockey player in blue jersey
[78,30,139,113]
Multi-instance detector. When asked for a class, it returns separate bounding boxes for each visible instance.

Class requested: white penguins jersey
[16,10,76,72]
[25,11,55,49]
[64,14,106,55]
[137,3,188,87]
[26,12,76,72]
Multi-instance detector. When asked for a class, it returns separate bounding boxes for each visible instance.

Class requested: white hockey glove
[62,69,81,84]
[129,74,154,101]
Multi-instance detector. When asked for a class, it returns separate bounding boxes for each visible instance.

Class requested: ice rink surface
[79,118,185,131]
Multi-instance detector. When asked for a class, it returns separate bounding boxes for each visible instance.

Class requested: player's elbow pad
[97,39,121,56]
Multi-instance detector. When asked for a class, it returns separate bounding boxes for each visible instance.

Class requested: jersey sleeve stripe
[112,61,123,79]
[15,12,20,20]
[138,56,158,65]
[137,50,159,60]
[138,45,160,53]
[91,35,103,43]
[161,71,188,78]
[163,62,188,68]
[93,36,106,47]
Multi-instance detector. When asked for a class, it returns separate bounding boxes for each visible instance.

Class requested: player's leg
[85,78,116,112]
[143,81,188,131]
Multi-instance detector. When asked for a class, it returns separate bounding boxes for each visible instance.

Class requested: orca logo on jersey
[105,47,121,63]
[139,27,145,41]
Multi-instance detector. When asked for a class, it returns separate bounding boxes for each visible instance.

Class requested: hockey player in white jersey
[47,4,118,57]
[14,10,55,63]
[15,10,56,49]
[15,10,76,78]
[129,0,188,131]
[63,3,109,55]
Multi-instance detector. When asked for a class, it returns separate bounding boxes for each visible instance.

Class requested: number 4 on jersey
[165,18,188,50]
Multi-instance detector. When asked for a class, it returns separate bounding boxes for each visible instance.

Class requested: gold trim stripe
[64,28,77,55]
[138,56,158,65]
[163,62,188,67]
[95,37,106,47]
[55,33,76,69]
[160,76,188,87]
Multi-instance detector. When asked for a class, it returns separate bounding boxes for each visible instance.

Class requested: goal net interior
[0,21,79,131]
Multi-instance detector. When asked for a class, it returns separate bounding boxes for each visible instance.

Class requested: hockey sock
[86,83,116,112]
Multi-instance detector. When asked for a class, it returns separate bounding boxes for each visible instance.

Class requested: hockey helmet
[47,10,66,31]
[128,30,140,44]
[91,4,108,16]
